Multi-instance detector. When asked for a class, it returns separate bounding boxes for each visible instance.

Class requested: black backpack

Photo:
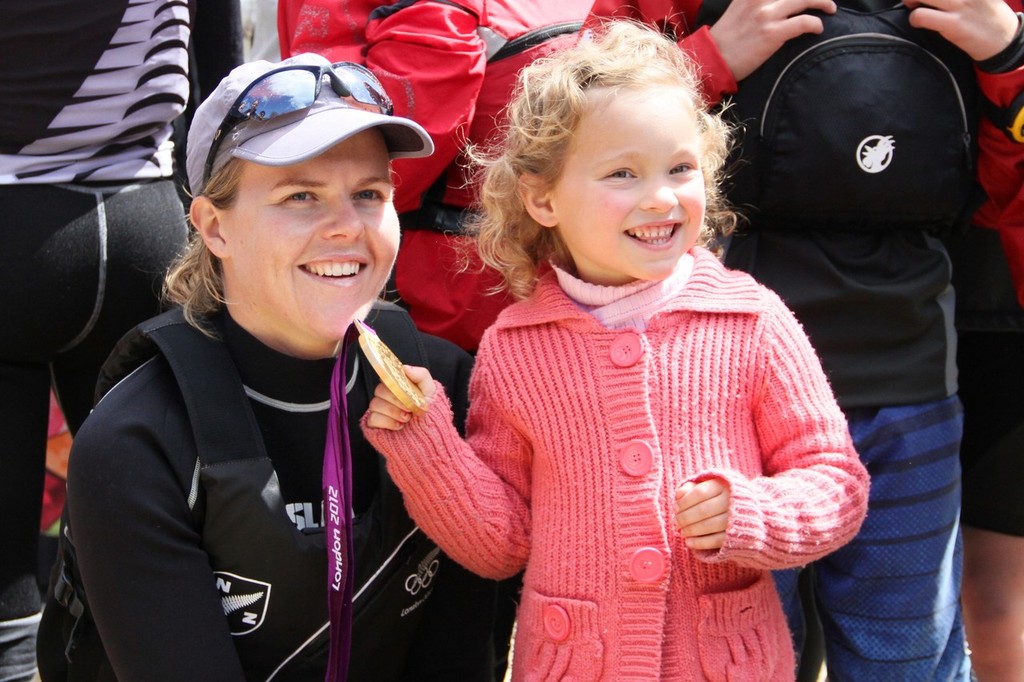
[699,1,983,231]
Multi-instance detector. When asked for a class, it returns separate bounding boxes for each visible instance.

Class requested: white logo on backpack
[857,135,895,174]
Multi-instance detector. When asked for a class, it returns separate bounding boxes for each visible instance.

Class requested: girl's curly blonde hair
[471,19,735,300]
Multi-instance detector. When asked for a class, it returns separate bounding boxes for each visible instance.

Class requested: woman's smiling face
[196,129,399,359]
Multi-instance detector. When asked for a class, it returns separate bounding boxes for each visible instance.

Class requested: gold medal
[354,319,428,414]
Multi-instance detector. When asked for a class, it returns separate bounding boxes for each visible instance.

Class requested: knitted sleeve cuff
[685,469,775,569]
[686,459,869,571]
[361,380,460,492]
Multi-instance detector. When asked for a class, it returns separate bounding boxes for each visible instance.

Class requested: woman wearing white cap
[36,54,499,682]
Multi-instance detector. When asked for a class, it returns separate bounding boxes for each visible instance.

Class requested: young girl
[363,21,869,680]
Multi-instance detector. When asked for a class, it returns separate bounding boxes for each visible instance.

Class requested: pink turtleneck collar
[552,252,695,331]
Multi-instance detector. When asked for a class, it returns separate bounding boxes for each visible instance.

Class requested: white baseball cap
[185,53,433,193]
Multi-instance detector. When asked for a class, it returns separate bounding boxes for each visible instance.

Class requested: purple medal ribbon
[323,326,355,681]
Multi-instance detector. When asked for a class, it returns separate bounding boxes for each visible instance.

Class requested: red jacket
[589,0,1024,307]
[281,1,593,350]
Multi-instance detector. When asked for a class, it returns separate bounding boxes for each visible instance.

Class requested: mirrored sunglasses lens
[332,64,393,114]
[236,69,320,120]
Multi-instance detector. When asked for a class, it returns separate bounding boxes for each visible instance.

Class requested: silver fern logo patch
[215,571,271,635]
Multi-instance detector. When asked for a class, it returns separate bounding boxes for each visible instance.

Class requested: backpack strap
[696,0,903,29]
[51,309,263,671]
[400,19,582,235]
[398,172,469,234]
[985,88,1024,143]
[139,311,267,465]
[95,310,265,469]
[118,305,424,471]
[485,21,582,62]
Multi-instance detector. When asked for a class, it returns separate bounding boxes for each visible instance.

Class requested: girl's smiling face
[521,85,706,287]
[193,130,398,359]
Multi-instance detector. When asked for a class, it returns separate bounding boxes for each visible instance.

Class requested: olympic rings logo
[405,559,440,595]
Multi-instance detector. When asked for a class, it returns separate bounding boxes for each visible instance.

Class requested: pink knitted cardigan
[363,248,869,680]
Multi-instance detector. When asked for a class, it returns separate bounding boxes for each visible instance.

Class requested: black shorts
[958,330,1024,536]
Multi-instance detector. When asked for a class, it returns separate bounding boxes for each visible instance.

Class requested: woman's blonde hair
[162,159,244,330]
[472,19,736,300]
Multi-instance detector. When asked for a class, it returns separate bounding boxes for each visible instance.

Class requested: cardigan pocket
[515,587,603,682]
[695,572,784,682]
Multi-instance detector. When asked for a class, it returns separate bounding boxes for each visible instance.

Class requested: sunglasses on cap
[202,61,395,189]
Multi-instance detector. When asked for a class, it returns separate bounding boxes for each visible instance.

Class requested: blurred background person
[0,1,230,677]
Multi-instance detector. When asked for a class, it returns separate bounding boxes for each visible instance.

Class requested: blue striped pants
[775,396,971,681]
